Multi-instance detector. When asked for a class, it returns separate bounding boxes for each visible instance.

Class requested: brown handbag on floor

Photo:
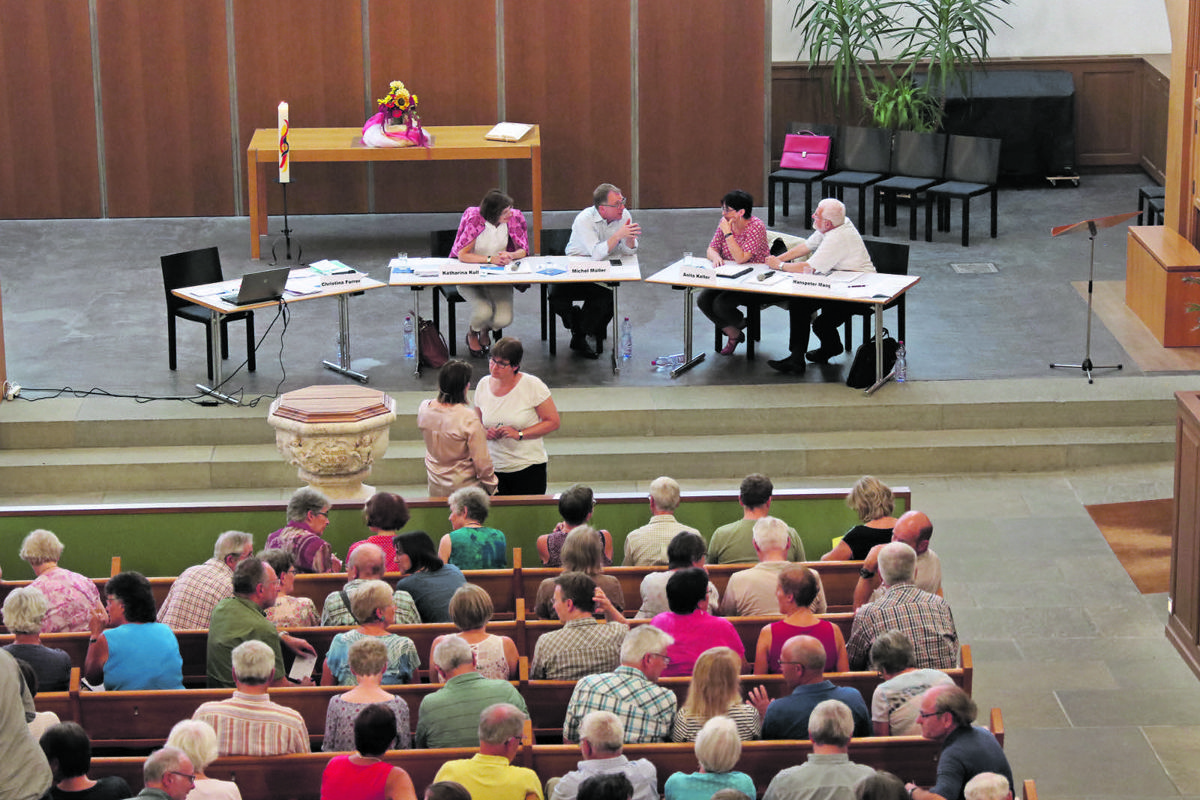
[418,317,449,368]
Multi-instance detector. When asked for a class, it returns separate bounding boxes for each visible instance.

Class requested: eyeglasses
[649,652,672,664]
[169,772,197,784]
[600,196,626,208]
[490,357,512,368]
[918,709,944,719]
[313,510,329,518]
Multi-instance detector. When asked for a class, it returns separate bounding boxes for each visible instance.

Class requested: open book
[485,122,534,142]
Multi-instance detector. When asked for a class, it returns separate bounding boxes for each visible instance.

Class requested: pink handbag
[779,131,831,171]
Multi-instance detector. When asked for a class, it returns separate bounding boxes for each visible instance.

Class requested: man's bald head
[349,543,386,579]
[893,510,933,554]
[781,634,828,687]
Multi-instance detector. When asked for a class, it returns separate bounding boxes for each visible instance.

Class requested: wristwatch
[724,232,734,238]
[518,429,524,440]
[859,567,876,579]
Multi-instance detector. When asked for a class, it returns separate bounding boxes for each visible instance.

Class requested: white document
[289,652,318,681]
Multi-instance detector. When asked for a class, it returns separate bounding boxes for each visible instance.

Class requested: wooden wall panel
[1078,67,1139,165]
[234,0,366,217]
[504,0,632,212]
[0,0,100,219]
[369,0,499,214]
[638,0,765,209]
[97,1,234,218]
[1141,63,1170,183]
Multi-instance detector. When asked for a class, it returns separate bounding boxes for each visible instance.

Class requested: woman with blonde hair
[663,716,757,800]
[323,638,411,752]
[754,565,848,674]
[20,529,102,633]
[671,647,761,742]
[166,719,241,799]
[321,580,419,686]
[822,476,898,561]
[428,584,518,681]
[533,526,624,619]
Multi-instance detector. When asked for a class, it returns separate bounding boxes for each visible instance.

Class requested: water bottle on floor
[652,353,685,370]
[894,340,907,382]
[620,317,633,360]
[403,315,416,359]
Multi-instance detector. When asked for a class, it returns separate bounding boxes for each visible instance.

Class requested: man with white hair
[122,747,196,800]
[718,516,827,615]
[564,625,678,743]
[434,703,543,800]
[846,542,958,671]
[416,636,528,748]
[549,711,658,800]
[964,773,1013,800]
[192,640,309,756]
[763,700,875,800]
[764,197,875,375]
[157,531,253,631]
[622,477,699,566]
[320,542,420,626]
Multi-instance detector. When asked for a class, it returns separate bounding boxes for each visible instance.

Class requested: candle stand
[270,181,304,266]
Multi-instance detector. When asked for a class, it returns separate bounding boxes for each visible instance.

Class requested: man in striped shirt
[193,640,310,756]
[416,636,528,748]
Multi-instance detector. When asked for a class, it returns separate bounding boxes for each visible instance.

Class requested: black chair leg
[448,300,458,354]
[990,189,998,239]
[245,314,256,372]
[540,285,548,342]
[203,321,215,381]
[962,200,971,247]
[167,315,178,371]
[783,182,790,218]
[218,318,230,360]
[746,304,759,361]
[768,179,777,227]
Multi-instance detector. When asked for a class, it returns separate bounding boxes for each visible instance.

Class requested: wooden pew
[520,560,864,615]
[520,645,972,739]
[1024,779,1038,800]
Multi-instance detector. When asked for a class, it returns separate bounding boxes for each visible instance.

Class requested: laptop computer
[219,267,291,306]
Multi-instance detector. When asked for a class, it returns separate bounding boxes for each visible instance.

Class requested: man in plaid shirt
[530,573,628,680]
[846,542,958,671]
[563,625,677,743]
[157,531,253,631]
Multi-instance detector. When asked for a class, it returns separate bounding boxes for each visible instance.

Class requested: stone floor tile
[1057,688,1200,727]
[1003,726,1181,797]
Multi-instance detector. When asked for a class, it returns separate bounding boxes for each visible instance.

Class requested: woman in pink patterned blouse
[20,529,102,633]
[698,190,771,356]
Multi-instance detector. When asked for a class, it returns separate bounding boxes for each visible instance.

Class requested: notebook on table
[219,267,291,305]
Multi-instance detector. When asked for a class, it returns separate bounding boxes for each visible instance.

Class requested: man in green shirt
[708,474,806,564]
[416,636,528,748]
[206,556,316,688]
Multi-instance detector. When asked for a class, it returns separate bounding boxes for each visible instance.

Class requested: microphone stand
[270,181,304,266]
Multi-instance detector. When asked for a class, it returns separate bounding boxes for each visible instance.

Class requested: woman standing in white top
[474,336,559,495]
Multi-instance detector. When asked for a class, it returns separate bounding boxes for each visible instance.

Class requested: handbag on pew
[779,131,832,171]
[418,317,450,368]
[846,327,899,389]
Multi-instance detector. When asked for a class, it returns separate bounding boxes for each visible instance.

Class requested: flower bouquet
[362,80,431,148]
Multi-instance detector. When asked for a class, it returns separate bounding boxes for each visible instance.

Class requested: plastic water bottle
[402,315,416,359]
[652,354,685,370]
[894,340,907,382]
[620,317,633,360]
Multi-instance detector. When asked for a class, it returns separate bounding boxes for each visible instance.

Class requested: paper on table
[286,274,324,295]
[191,282,238,298]
[289,652,318,681]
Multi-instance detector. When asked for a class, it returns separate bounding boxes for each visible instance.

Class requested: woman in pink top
[20,529,102,633]
[697,189,772,356]
[651,567,746,677]
[754,564,849,674]
[320,705,416,800]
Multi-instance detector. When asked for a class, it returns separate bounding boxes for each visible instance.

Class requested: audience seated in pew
[622,477,700,567]
[131,747,197,800]
[546,711,657,800]
[964,772,1013,800]
[823,476,899,562]
[18,658,60,739]
[417,637,528,749]
[166,719,242,800]
[906,687,1012,800]
[323,638,411,752]
[754,565,847,673]
[439,487,508,570]
[531,574,628,680]
[267,487,342,574]
[394,532,467,624]
[761,699,875,800]
[719,517,827,616]
[348,491,412,572]
[751,635,871,741]
[194,640,310,757]
[651,569,745,677]
[260,549,318,629]
[709,474,807,564]
[321,543,420,627]
[39,721,133,800]
[20,529,102,634]
[856,770,911,800]
[2,586,72,692]
[664,716,757,800]
[634,532,718,619]
[853,509,944,609]
[321,704,418,800]
[429,584,519,681]
[538,485,614,567]
[869,631,955,737]
[670,647,760,743]
[534,528,625,620]
[433,703,543,800]
[85,571,184,691]
[156,531,254,632]
[320,580,420,686]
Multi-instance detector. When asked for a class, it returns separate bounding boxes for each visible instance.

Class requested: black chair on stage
[822,126,893,232]
[160,246,255,379]
[540,227,573,355]
[767,122,837,228]
[924,135,1002,247]
[709,237,789,360]
[842,239,909,353]
[1138,185,1165,225]
[872,131,947,240]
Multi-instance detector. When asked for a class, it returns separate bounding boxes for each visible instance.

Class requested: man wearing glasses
[563,625,677,744]
[127,747,196,800]
[558,183,641,359]
[906,685,1012,800]
[752,634,870,740]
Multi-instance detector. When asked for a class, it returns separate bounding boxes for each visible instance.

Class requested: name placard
[320,276,364,288]
[441,267,480,277]
[791,276,832,290]
[680,267,716,283]
[569,263,611,275]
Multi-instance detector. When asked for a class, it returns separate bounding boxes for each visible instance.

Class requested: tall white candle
[278,101,290,183]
